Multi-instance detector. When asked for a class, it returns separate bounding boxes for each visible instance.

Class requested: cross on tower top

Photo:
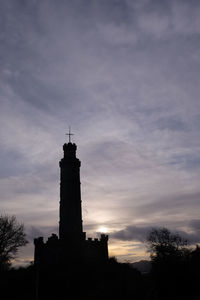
[66,127,74,143]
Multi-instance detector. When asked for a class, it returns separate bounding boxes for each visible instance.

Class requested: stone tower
[59,142,83,242]
[34,140,108,268]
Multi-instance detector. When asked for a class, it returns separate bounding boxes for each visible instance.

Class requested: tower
[59,142,83,242]
[34,137,108,270]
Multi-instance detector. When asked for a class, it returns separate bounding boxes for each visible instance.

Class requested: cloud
[26,225,58,241]
[154,116,188,132]
[135,192,200,216]
[111,222,200,244]
[0,0,200,264]
[112,225,151,242]
[190,219,200,231]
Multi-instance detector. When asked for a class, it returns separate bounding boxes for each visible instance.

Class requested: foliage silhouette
[147,227,188,263]
[0,214,28,271]
[146,227,200,300]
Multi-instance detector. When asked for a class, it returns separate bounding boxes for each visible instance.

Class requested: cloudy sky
[1,0,200,265]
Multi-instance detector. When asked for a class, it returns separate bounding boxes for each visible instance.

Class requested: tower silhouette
[59,142,83,241]
[34,140,108,268]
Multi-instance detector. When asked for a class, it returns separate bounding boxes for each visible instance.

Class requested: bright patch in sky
[98,226,108,234]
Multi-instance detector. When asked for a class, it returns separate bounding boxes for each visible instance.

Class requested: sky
[0,0,200,266]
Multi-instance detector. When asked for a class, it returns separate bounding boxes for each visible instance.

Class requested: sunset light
[98,226,108,234]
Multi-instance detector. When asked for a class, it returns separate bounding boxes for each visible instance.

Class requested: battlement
[100,234,109,242]
[34,234,59,246]
[87,237,100,243]
[34,232,108,267]
[34,236,44,246]
[86,234,108,243]
[47,233,59,245]
[63,142,77,159]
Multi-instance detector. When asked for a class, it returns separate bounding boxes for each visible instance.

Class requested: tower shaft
[59,142,83,241]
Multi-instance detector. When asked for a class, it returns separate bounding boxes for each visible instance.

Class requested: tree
[0,214,28,270]
[146,228,200,299]
[147,227,188,262]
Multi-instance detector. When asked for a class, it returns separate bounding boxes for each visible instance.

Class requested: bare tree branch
[0,214,28,270]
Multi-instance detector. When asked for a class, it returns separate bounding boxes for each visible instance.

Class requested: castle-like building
[34,140,108,267]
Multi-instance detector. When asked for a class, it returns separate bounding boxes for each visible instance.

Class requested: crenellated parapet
[34,236,44,246]
[86,234,108,243]
[100,234,109,242]
[83,234,109,264]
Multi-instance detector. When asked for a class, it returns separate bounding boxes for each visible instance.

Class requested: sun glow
[98,226,108,233]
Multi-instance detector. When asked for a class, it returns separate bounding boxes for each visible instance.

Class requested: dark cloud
[189,219,200,232]
[154,116,188,132]
[26,225,58,242]
[135,192,200,217]
[112,225,151,242]
[112,222,200,244]
[0,149,28,178]
[169,153,200,170]
[26,226,45,241]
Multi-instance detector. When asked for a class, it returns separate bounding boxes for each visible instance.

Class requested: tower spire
[65,126,74,143]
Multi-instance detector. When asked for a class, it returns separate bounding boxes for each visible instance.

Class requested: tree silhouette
[147,228,191,300]
[0,214,28,271]
[147,227,188,262]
